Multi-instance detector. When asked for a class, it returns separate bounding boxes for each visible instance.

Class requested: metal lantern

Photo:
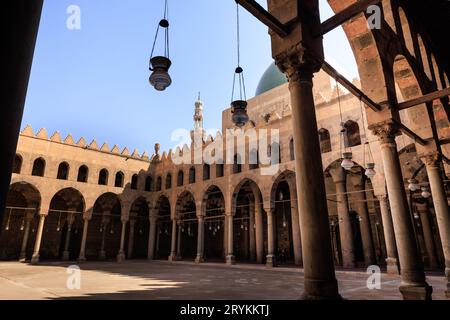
[341,152,354,170]
[408,179,419,191]
[149,56,172,91]
[231,99,249,128]
[421,186,431,199]
[149,1,171,91]
[365,162,376,179]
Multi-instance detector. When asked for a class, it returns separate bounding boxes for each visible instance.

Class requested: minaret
[193,92,204,130]
[191,93,205,143]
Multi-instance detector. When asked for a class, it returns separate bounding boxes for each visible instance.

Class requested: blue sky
[23,0,358,155]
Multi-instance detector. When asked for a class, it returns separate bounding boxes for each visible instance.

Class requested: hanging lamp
[336,79,354,170]
[421,186,431,199]
[230,3,249,127]
[408,178,420,191]
[359,99,376,178]
[149,0,172,91]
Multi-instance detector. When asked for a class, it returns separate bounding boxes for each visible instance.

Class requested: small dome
[255,62,288,96]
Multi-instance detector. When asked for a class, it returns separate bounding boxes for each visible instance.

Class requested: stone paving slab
[0,260,447,300]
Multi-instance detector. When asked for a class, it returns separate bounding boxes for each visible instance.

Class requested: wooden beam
[317,0,381,37]
[397,87,450,110]
[395,121,428,146]
[236,0,290,38]
[321,60,381,112]
[440,138,450,145]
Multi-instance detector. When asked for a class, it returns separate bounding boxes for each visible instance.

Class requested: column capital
[274,45,322,84]
[329,165,346,184]
[369,120,400,145]
[419,152,441,168]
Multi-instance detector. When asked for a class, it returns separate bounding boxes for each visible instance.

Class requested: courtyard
[0,261,447,300]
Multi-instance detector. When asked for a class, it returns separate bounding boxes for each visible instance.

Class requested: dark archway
[127,197,149,259]
[176,191,197,260]
[273,180,294,265]
[155,195,171,259]
[203,185,225,261]
[87,193,121,260]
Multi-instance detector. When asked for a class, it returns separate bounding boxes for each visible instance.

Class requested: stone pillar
[168,219,177,261]
[116,218,128,263]
[19,212,34,262]
[176,221,182,260]
[416,203,438,269]
[249,203,256,261]
[127,219,136,259]
[31,213,46,264]
[330,166,355,268]
[421,153,450,297]
[62,213,75,261]
[266,208,275,267]
[290,201,303,266]
[226,213,235,265]
[78,212,91,261]
[351,176,376,266]
[377,195,399,275]
[148,215,157,260]
[255,203,264,264]
[195,216,205,263]
[371,121,431,299]
[274,56,339,300]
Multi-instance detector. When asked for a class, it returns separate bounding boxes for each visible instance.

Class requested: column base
[168,253,178,262]
[30,254,39,264]
[386,257,400,275]
[62,251,70,261]
[19,253,27,263]
[195,255,204,264]
[399,284,433,300]
[77,255,86,262]
[301,278,342,300]
[445,267,450,298]
[99,250,106,260]
[266,254,276,268]
[116,252,126,263]
[226,255,235,265]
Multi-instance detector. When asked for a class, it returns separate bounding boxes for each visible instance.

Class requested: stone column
[416,202,438,269]
[330,166,355,268]
[421,153,450,297]
[255,203,264,264]
[148,215,157,259]
[195,216,205,263]
[275,56,339,299]
[176,221,182,260]
[116,218,128,263]
[266,208,275,267]
[78,212,91,262]
[226,213,235,265]
[377,195,399,274]
[31,213,46,264]
[19,212,34,262]
[168,219,177,261]
[290,201,303,266]
[249,203,256,261]
[351,176,376,266]
[371,121,431,299]
[62,213,75,261]
[127,219,136,259]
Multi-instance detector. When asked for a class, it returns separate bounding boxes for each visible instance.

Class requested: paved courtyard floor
[0,260,447,300]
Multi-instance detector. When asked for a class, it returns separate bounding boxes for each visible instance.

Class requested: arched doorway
[155,195,171,259]
[126,197,149,259]
[87,193,122,260]
[273,180,294,265]
[42,188,85,260]
[176,191,197,260]
[0,182,41,260]
[203,185,225,262]
[232,179,265,263]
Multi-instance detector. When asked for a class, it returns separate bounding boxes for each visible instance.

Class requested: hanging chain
[336,79,345,157]
[358,98,374,165]
[150,0,169,60]
[231,3,246,102]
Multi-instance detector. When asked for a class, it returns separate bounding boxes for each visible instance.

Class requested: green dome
[255,62,288,96]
